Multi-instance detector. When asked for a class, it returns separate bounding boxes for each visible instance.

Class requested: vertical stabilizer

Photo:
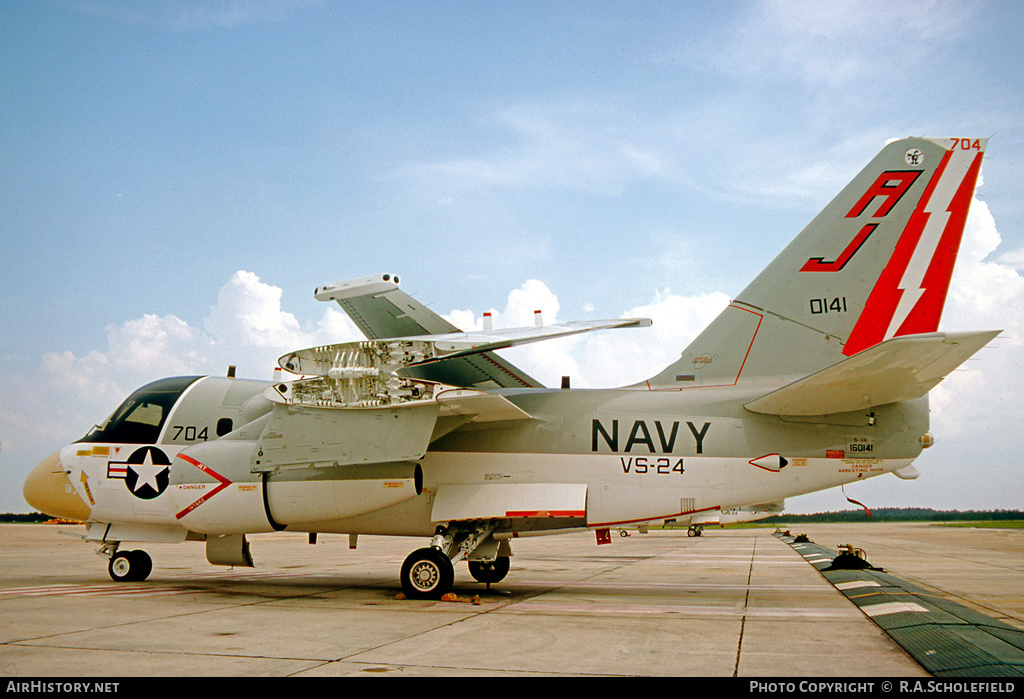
[644,137,985,389]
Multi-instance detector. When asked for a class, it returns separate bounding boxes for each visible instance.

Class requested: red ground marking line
[0,584,194,598]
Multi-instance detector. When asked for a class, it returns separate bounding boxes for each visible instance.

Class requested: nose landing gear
[105,547,153,582]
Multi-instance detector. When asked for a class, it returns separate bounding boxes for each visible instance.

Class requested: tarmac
[0,522,1021,677]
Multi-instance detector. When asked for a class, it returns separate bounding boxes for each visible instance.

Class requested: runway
[1,522,1021,677]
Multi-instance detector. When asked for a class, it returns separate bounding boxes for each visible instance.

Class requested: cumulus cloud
[203,270,317,370]
[930,194,1024,440]
[443,278,729,388]
[0,271,360,487]
[549,289,730,389]
[995,247,1024,271]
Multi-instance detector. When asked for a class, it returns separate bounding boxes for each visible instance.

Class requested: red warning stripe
[174,453,232,520]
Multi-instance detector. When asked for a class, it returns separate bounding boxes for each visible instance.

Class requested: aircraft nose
[23,451,91,521]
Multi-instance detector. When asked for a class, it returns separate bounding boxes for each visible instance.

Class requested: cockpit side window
[79,376,202,444]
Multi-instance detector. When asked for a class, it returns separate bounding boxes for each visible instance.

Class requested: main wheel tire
[400,547,454,599]
[468,556,510,585]
[128,550,153,581]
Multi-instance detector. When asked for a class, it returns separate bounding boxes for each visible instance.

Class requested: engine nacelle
[170,439,423,535]
[264,462,423,526]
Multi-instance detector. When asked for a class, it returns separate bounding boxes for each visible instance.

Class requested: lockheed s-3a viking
[24,137,999,599]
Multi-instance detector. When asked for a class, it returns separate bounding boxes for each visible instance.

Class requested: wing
[279,317,652,378]
[260,370,537,471]
[315,274,544,389]
[268,308,651,455]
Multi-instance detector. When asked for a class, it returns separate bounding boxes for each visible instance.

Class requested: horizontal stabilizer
[744,330,999,416]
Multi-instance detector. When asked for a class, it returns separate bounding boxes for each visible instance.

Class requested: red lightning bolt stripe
[174,453,232,520]
[843,147,984,356]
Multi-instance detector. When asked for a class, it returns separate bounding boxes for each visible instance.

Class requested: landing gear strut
[687,524,705,537]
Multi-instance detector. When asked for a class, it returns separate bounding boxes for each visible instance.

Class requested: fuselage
[25,374,926,540]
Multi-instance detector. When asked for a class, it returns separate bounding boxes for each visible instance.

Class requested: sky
[1,0,1023,516]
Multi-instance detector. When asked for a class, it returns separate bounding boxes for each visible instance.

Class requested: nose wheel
[108,549,153,582]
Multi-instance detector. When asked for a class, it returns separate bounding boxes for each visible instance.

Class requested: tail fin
[644,137,987,390]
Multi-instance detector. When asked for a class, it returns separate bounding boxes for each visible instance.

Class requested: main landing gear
[101,543,153,582]
[401,547,454,598]
[400,522,511,599]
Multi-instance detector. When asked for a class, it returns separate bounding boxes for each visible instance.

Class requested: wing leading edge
[279,317,651,377]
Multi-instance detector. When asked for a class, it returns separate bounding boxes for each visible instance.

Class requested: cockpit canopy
[79,376,202,444]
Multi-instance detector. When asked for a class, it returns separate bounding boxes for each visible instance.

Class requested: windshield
[80,376,202,444]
